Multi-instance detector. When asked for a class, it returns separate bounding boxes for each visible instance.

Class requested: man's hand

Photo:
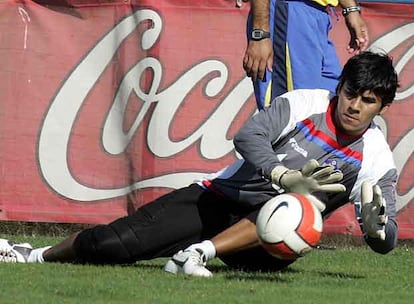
[361,181,388,241]
[243,39,273,81]
[271,159,346,194]
[344,13,369,55]
[271,159,346,211]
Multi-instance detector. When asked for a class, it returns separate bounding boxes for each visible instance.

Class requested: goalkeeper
[0,52,399,277]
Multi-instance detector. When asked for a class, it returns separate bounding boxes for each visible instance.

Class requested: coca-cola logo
[38,9,413,212]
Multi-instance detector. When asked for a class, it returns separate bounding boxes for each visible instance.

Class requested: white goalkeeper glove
[271,159,346,211]
[361,181,388,241]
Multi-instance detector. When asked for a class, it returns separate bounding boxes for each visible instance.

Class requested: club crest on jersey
[323,159,338,170]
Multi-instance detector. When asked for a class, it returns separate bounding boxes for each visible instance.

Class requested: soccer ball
[256,193,323,260]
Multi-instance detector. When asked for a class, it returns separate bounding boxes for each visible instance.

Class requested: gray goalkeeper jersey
[200,89,398,253]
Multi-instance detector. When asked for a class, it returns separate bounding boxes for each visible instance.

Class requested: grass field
[0,230,413,304]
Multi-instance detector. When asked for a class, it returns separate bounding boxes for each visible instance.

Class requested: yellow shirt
[312,0,338,6]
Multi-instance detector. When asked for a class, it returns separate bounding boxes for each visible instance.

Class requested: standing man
[243,0,369,109]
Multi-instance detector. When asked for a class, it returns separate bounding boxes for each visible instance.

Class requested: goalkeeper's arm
[357,180,398,254]
[364,218,398,254]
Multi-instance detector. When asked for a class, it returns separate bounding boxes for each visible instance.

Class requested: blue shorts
[247,0,341,109]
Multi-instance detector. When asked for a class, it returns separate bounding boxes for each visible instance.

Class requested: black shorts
[73,184,294,271]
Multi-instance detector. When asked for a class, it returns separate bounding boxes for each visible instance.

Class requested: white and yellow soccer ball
[256,193,323,260]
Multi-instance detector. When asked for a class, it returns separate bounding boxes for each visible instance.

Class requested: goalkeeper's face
[334,85,389,137]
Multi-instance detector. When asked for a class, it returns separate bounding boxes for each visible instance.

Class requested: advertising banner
[0,0,413,238]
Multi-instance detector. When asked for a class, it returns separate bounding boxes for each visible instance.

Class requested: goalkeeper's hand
[361,181,388,241]
[271,159,346,211]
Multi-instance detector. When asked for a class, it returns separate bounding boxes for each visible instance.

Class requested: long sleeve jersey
[201,89,398,253]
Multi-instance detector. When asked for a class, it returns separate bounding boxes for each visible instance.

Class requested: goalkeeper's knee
[73,223,139,264]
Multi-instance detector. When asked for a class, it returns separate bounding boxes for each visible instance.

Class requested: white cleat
[164,249,213,277]
[0,239,33,263]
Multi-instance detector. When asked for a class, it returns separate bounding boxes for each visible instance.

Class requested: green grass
[0,234,413,304]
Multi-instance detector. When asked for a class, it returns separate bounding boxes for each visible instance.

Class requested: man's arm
[338,0,369,55]
[233,96,292,178]
[357,173,398,254]
[364,219,398,254]
[234,89,331,179]
[243,0,273,81]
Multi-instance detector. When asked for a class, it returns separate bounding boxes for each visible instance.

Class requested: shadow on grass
[130,261,296,282]
[223,266,364,281]
[212,266,365,282]
[311,270,365,279]
[112,261,366,283]
[223,267,298,282]
[137,262,364,282]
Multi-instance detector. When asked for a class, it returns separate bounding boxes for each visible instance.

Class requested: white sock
[27,246,51,263]
[186,240,216,261]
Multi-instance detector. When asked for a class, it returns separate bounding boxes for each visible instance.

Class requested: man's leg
[215,213,294,272]
[42,232,79,262]
[166,210,295,275]
[211,218,259,255]
[70,185,210,265]
[165,218,258,277]
[1,184,208,265]
[165,195,259,276]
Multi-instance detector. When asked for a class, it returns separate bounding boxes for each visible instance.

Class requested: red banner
[0,0,413,238]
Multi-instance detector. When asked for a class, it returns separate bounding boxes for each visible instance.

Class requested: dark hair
[336,51,399,107]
